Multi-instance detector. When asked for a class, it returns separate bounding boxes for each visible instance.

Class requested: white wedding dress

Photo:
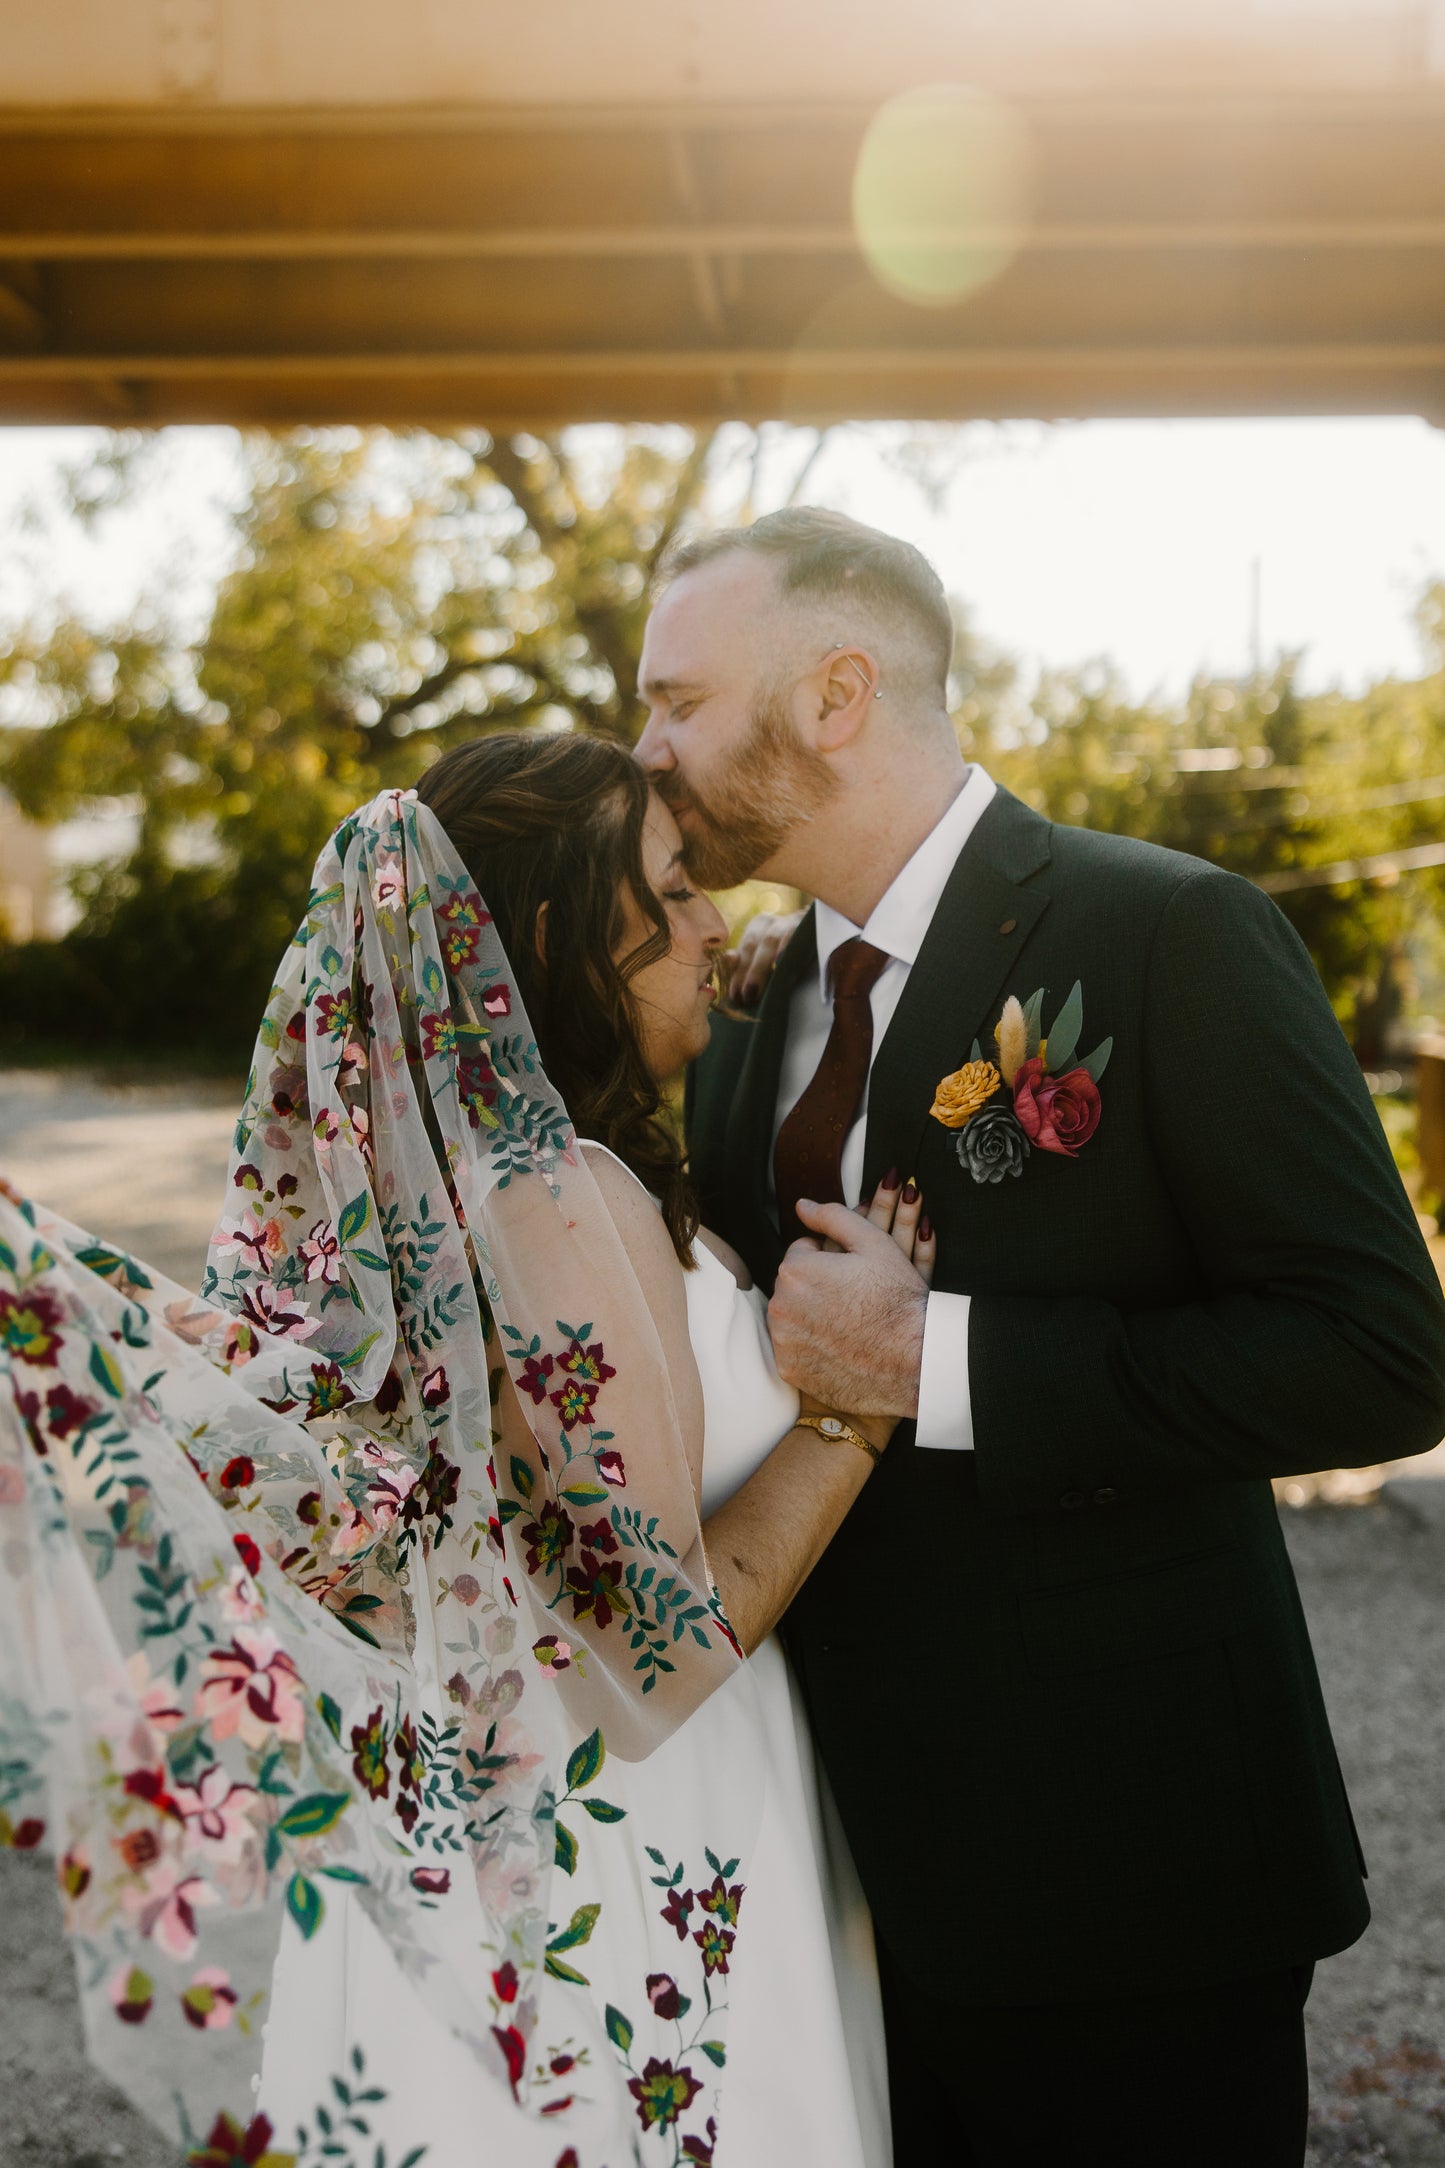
[261,1158,891,2167]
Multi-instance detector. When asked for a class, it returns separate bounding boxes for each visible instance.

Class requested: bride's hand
[789,1176,935,1451]
[722,908,805,1006]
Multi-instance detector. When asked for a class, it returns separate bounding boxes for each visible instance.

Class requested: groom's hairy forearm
[703,1427,882,1655]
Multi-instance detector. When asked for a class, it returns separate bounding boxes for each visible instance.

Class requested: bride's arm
[584,1146,931,1656]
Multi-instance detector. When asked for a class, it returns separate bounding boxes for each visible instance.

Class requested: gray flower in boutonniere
[957,1101,1032,1184]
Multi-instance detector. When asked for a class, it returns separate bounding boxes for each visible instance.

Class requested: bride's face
[616,795,727,1082]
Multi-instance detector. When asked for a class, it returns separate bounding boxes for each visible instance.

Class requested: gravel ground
[2,1068,1444,2166]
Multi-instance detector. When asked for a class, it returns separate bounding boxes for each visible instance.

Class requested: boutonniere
[929,983,1113,1185]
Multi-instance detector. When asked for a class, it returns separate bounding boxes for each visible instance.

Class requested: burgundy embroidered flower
[122,1765,186,1823]
[1011,1057,1102,1157]
[0,1287,64,1367]
[185,2112,289,2168]
[698,1872,745,1926]
[314,989,356,1041]
[394,1715,425,1796]
[411,1865,450,1895]
[517,1352,555,1405]
[596,1448,626,1487]
[558,1337,616,1389]
[6,1816,44,1850]
[492,1959,519,2004]
[693,1918,736,1976]
[565,1550,626,1629]
[421,1009,458,1063]
[578,1516,618,1555]
[350,1706,390,1799]
[661,1885,695,1939]
[419,1364,450,1412]
[437,887,491,971]
[306,1360,352,1420]
[481,983,512,1018]
[44,1383,98,1438]
[521,1500,574,1576]
[682,2123,719,2167]
[628,2057,703,2133]
[646,1972,689,2021]
[233,1532,262,1577]
[220,1456,255,1492]
[372,1366,404,1416]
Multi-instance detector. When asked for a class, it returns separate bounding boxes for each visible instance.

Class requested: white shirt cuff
[915,1290,975,1451]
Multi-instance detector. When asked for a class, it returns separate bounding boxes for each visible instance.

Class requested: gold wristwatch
[794,1411,882,1464]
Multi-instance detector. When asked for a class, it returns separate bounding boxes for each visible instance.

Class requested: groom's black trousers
[879,1943,1313,2168]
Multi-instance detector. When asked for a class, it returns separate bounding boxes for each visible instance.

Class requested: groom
[635,508,1445,2167]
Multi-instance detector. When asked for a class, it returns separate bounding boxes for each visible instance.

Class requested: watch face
[819,1417,845,1437]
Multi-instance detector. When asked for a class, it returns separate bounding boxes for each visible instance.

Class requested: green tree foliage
[953,609,1445,1052]
[0,427,731,1051]
[3,429,1445,1063]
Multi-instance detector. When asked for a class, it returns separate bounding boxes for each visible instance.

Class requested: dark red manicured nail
[881,1166,900,1191]
[903,1181,919,1205]
[919,1215,933,1242]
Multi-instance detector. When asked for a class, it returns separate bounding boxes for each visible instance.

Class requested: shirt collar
[813,763,999,999]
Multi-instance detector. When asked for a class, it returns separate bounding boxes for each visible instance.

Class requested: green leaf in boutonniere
[1044,981,1084,1075]
[1077,1036,1113,1083]
[1021,986,1046,1058]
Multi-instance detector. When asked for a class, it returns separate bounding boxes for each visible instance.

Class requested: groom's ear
[809,644,882,753]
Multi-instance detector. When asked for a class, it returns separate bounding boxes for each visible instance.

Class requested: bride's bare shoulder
[694,1228,753,1290]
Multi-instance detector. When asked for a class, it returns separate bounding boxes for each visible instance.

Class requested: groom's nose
[633,713,673,773]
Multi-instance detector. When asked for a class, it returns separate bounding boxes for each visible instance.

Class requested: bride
[0,728,931,2166]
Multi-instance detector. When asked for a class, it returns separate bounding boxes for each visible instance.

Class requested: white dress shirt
[770,762,997,1451]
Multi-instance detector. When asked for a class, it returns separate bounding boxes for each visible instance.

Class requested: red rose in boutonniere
[1011,1057,1101,1157]
[930,981,1112,1185]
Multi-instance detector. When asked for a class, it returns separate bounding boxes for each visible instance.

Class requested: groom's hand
[768,1198,929,1419]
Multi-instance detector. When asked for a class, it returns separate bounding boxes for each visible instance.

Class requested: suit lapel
[863,789,1054,1190]
[721,906,818,1275]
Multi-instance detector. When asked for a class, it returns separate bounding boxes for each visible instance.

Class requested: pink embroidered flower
[371,851,406,913]
[174,1765,258,1861]
[419,1365,450,1412]
[196,1628,306,1747]
[298,1220,341,1284]
[596,1449,626,1487]
[213,1217,285,1271]
[531,1635,572,1676]
[125,1652,186,1735]
[109,1963,154,2024]
[481,983,512,1018]
[237,1282,321,1343]
[1011,1058,1102,1158]
[181,1966,238,2030]
[218,1562,266,1623]
[121,1860,218,1960]
[313,1107,341,1147]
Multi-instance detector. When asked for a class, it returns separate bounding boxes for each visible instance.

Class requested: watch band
[794,1411,882,1464]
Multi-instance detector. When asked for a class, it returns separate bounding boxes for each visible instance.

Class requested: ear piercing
[833,643,884,699]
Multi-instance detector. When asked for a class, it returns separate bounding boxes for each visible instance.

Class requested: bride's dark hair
[416,729,700,1264]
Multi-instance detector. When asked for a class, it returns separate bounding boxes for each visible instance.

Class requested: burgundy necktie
[773,936,891,1247]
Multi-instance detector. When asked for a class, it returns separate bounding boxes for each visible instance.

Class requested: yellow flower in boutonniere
[929,1059,1002,1130]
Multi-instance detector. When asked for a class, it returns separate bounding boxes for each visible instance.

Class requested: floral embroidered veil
[0,789,754,2158]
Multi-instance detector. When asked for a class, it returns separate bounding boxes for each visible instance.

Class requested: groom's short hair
[660,507,954,699]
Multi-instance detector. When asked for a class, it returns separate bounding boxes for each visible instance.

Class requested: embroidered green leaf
[605,2004,634,2054]
[317,1864,369,1885]
[554,1818,578,1875]
[317,1692,343,1743]
[1045,981,1084,1075]
[1079,1036,1113,1084]
[544,1952,589,1985]
[565,1729,605,1793]
[334,1329,381,1372]
[276,1792,351,1840]
[547,1902,601,1954]
[348,1248,390,1274]
[509,1455,535,1502]
[560,1482,609,1508]
[76,1244,153,1290]
[700,2040,727,2068]
[88,1340,125,1399]
[286,1873,324,1941]
[581,1797,626,1823]
[336,1192,372,1248]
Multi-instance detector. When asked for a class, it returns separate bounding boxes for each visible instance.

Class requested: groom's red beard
[655,690,838,891]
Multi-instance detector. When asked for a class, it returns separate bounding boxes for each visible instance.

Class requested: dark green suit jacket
[686,786,1445,2007]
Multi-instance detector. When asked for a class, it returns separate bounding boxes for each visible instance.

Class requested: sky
[3,414,1445,711]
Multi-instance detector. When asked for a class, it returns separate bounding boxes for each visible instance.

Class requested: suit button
[1093,1486,1119,1506]
[1059,1489,1088,1511]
